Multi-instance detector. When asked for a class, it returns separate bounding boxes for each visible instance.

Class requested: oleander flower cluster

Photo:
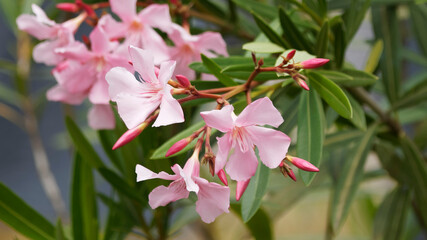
[17,0,328,224]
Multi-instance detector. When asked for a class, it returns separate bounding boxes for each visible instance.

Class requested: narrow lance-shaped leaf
[346,92,367,131]
[241,151,270,222]
[364,40,384,74]
[331,17,346,69]
[297,89,325,185]
[279,7,313,52]
[231,204,273,240]
[315,20,329,57]
[242,42,285,53]
[342,0,371,44]
[232,0,278,21]
[201,54,237,87]
[251,12,289,48]
[308,72,353,119]
[410,3,427,57]
[328,123,379,235]
[0,183,55,240]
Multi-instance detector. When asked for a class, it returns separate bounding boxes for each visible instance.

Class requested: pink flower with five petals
[106,46,184,129]
[200,97,291,181]
[135,154,230,223]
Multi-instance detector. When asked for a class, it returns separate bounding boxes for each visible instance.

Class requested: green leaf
[364,40,384,73]
[297,90,325,185]
[0,183,55,240]
[71,153,84,240]
[65,116,105,168]
[195,0,227,19]
[373,186,410,240]
[98,168,144,202]
[331,17,347,69]
[252,12,289,48]
[168,205,199,235]
[341,69,378,86]
[201,54,237,86]
[0,1,19,33]
[400,136,427,225]
[346,92,367,131]
[151,121,208,159]
[231,204,273,240]
[308,72,353,119]
[328,123,378,234]
[410,3,427,56]
[342,0,371,44]
[279,7,312,51]
[241,153,270,222]
[372,6,401,104]
[242,42,285,53]
[189,57,277,73]
[393,81,427,110]
[0,82,21,107]
[55,220,67,240]
[275,50,316,77]
[315,20,329,57]
[98,130,124,174]
[303,0,327,19]
[232,0,277,21]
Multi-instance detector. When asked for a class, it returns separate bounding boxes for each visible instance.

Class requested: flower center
[231,127,253,152]
[130,20,143,31]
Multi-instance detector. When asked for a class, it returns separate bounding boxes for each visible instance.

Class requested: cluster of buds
[279,155,319,181]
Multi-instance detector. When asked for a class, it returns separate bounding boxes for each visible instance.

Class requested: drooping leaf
[279,7,313,52]
[315,20,329,57]
[0,183,55,240]
[308,72,353,119]
[328,123,379,235]
[331,16,346,69]
[241,153,270,222]
[297,89,325,185]
[252,12,289,48]
[242,42,285,53]
[201,54,237,86]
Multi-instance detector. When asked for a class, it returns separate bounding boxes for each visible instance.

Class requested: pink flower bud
[175,75,191,88]
[287,168,297,182]
[76,1,96,18]
[300,58,329,69]
[217,169,228,186]
[297,78,310,91]
[286,50,296,61]
[112,123,147,150]
[57,3,79,12]
[288,156,319,172]
[165,137,192,157]
[236,179,250,201]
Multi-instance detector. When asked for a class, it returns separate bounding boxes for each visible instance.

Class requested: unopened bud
[113,122,147,150]
[175,75,191,88]
[202,152,216,176]
[257,58,264,67]
[217,169,228,186]
[76,1,96,18]
[166,137,192,157]
[300,58,329,69]
[236,179,250,201]
[279,162,297,182]
[287,167,297,182]
[57,3,79,12]
[286,50,296,61]
[297,78,310,91]
[286,156,319,172]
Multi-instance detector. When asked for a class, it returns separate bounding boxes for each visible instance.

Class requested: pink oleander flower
[135,153,230,223]
[169,24,228,79]
[106,46,184,129]
[99,0,172,64]
[299,58,329,69]
[200,97,291,181]
[16,4,85,65]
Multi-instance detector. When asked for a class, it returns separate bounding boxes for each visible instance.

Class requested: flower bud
[297,78,310,91]
[287,156,319,172]
[113,122,147,150]
[236,179,250,201]
[217,169,228,186]
[56,3,79,12]
[279,161,297,182]
[175,75,191,88]
[202,152,216,176]
[286,50,296,61]
[300,58,329,69]
[287,167,297,182]
[166,137,192,157]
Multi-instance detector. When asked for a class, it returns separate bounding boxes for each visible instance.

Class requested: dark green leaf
[373,186,410,240]
[98,168,144,202]
[346,92,367,130]
[252,12,289,48]
[315,20,329,57]
[297,90,325,185]
[71,153,84,240]
[195,0,226,19]
[303,0,327,19]
[201,54,237,86]
[98,130,124,174]
[189,57,276,73]
[55,220,67,240]
[0,183,55,240]
[232,0,277,21]
[328,123,379,234]
[65,116,105,168]
[168,205,199,235]
[242,42,285,53]
[341,69,378,86]
[309,72,353,119]
[279,7,313,51]
[410,3,427,56]
[231,204,273,240]
[241,154,270,222]
[393,81,427,110]
[331,17,347,69]
[342,0,371,43]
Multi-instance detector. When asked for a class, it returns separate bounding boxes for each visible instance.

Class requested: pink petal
[236,179,250,201]
[158,61,176,86]
[235,97,283,128]
[16,14,55,40]
[31,4,55,26]
[88,78,110,105]
[89,26,110,54]
[106,67,142,101]
[214,134,231,174]
[135,164,178,182]
[148,180,189,209]
[33,40,64,65]
[110,0,136,23]
[129,46,157,83]
[140,28,171,65]
[115,93,160,129]
[138,4,172,33]
[196,32,228,57]
[98,14,127,40]
[152,87,184,127]
[247,126,291,169]
[88,104,115,129]
[52,60,96,94]
[55,41,91,61]
[177,160,199,193]
[200,105,235,132]
[46,85,85,105]
[225,147,258,181]
[194,177,230,223]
